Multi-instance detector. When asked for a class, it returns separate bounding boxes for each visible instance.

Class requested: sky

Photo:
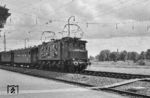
[0,0,150,56]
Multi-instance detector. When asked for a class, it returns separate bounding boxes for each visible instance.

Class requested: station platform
[0,69,126,98]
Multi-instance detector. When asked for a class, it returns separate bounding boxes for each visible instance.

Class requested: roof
[61,37,87,43]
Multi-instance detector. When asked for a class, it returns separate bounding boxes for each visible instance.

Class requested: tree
[109,52,118,62]
[89,55,94,60]
[99,50,110,61]
[130,52,139,62]
[119,50,128,61]
[95,55,99,61]
[146,49,150,60]
[139,51,146,60]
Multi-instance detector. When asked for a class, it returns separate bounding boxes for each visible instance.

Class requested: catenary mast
[0,5,11,51]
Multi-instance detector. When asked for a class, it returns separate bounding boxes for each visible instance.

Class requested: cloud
[3,0,150,40]
[96,0,150,21]
[114,2,150,21]
[1,0,150,53]
[64,0,97,21]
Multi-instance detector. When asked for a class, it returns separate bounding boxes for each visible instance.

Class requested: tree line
[90,49,150,63]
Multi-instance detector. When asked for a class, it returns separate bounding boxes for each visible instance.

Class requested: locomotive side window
[54,44,57,50]
[48,46,51,52]
[74,43,78,48]
[69,43,73,49]
[80,43,85,50]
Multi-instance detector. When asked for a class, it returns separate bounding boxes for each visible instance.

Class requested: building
[0,5,11,28]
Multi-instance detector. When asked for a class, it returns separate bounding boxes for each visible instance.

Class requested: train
[0,37,90,72]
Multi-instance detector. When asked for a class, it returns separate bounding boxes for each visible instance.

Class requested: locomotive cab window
[72,42,85,50]
[80,43,85,50]
[74,43,79,48]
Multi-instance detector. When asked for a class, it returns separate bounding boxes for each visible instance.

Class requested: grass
[90,60,150,69]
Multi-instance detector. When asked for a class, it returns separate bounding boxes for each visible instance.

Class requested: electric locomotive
[37,37,89,72]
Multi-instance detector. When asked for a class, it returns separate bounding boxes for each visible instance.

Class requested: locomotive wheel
[39,61,44,69]
[68,65,76,73]
[60,62,65,72]
[79,65,87,72]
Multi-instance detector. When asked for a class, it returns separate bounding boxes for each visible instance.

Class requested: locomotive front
[66,37,90,71]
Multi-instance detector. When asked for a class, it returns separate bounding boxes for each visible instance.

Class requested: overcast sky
[1,0,150,56]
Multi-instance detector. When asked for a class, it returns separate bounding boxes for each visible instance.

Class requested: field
[90,60,150,68]
[86,60,150,75]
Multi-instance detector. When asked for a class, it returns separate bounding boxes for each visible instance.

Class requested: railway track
[1,65,150,98]
[79,70,150,79]
[101,88,150,98]
[94,78,150,98]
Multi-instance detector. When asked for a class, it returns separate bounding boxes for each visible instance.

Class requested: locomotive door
[0,54,1,63]
[60,42,63,60]
[11,51,14,65]
[31,48,38,63]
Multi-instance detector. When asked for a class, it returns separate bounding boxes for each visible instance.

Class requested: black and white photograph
[0,0,150,98]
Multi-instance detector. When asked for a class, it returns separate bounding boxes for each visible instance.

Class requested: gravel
[57,74,125,86]
[0,65,125,87]
[4,65,150,97]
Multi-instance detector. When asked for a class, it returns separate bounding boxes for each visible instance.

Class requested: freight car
[0,37,90,72]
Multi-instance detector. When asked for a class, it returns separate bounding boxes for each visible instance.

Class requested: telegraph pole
[24,38,29,48]
[3,31,6,51]
[24,38,26,48]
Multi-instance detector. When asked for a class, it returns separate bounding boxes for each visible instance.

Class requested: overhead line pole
[3,31,6,51]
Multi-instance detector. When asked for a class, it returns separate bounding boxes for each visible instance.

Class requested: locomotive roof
[13,46,38,51]
[0,50,12,53]
[41,37,87,44]
[0,37,87,53]
[61,37,87,43]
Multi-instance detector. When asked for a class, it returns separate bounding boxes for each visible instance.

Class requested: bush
[138,60,145,65]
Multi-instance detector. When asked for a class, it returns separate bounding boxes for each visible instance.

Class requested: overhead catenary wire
[4,0,73,23]
[5,0,131,25]
[85,0,150,29]
[2,0,150,32]
[4,0,150,21]
[86,1,150,29]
